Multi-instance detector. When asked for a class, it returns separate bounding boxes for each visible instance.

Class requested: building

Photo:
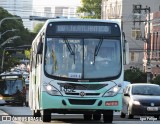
[145,11,160,77]
[101,0,160,70]
[31,0,81,30]
[0,0,33,30]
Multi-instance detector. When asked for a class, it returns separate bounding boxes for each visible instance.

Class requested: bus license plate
[147,107,158,111]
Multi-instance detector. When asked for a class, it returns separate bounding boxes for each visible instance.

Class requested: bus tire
[93,112,101,120]
[41,110,51,122]
[33,110,41,117]
[103,110,113,123]
[83,114,92,120]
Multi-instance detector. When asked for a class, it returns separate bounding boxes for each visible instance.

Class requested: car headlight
[103,85,121,97]
[45,84,62,96]
[133,101,141,105]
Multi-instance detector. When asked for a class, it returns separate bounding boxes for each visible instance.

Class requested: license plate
[147,107,158,111]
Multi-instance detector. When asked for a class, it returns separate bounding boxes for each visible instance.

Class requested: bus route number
[60,85,75,93]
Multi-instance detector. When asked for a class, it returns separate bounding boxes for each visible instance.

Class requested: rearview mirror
[124,93,130,96]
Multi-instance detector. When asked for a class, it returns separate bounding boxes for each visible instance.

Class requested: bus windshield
[44,38,121,79]
[0,79,23,95]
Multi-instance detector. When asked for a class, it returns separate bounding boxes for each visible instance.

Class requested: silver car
[121,83,160,119]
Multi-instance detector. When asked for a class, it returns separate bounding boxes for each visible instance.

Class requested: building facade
[101,0,160,70]
[144,11,160,77]
[31,0,81,30]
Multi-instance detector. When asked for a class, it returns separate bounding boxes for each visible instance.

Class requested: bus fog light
[45,84,62,96]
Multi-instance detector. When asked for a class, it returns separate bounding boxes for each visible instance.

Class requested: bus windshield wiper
[63,38,75,63]
[64,38,75,55]
[94,38,103,63]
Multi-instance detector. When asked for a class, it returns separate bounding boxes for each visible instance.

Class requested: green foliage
[124,67,147,83]
[33,23,44,33]
[24,49,31,60]
[0,7,35,71]
[3,54,20,71]
[0,7,34,47]
[77,0,101,19]
[150,75,160,85]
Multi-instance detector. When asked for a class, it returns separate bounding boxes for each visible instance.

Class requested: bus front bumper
[40,92,122,111]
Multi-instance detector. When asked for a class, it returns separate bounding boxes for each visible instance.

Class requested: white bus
[29,19,129,123]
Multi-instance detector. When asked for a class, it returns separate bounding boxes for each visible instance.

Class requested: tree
[33,23,44,33]
[0,7,35,47]
[24,49,31,60]
[124,67,147,83]
[0,7,36,71]
[77,0,101,19]
[150,75,160,85]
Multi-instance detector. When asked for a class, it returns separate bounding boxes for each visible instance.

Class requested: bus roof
[45,18,120,24]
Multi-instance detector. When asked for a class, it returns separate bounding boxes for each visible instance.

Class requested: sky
[33,0,81,7]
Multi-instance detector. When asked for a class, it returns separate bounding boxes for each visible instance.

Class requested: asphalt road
[0,105,160,124]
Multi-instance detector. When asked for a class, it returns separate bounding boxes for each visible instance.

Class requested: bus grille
[65,92,100,96]
[68,99,96,105]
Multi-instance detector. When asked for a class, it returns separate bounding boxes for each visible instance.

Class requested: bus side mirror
[124,40,129,65]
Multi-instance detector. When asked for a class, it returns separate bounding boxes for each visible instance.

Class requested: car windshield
[132,85,160,95]
[44,38,121,79]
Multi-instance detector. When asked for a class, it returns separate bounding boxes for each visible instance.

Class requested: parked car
[120,83,160,119]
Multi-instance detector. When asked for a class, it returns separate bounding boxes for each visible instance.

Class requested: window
[130,52,135,62]
[130,52,139,62]
[132,28,141,39]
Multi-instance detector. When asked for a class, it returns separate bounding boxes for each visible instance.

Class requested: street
[0,105,160,124]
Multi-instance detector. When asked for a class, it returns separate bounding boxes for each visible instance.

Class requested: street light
[0,29,19,39]
[0,36,20,72]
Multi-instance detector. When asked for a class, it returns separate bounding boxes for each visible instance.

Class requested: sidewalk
[0,109,15,124]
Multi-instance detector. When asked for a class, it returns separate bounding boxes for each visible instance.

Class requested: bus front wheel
[103,110,113,123]
[41,110,51,122]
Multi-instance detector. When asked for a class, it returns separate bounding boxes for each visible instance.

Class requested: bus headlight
[45,84,62,96]
[103,85,121,97]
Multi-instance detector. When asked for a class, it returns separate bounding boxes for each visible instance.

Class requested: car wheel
[83,114,92,120]
[103,110,113,123]
[120,111,126,118]
[127,106,133,119]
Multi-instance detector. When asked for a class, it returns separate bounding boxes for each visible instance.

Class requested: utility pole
[133,5,151,83]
